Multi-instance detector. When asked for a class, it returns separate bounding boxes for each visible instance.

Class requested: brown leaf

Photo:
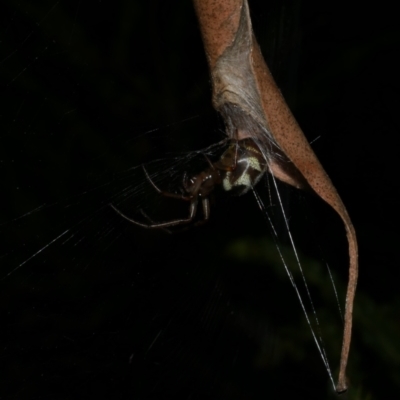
[193,0,358,393]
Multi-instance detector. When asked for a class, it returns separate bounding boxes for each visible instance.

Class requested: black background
[1,1,399,399]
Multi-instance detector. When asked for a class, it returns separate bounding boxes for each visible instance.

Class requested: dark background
[1,1,399,399]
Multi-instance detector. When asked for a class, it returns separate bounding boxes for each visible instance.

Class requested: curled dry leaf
[193,0,358,393]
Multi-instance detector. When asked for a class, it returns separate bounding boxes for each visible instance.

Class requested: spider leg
[110,198,199,229]
[194,197,210,227]
[202,197,210,221]
[139,209,172,234]
[110,204,152,228]
[142,165,192,201]
[202,153,214,169]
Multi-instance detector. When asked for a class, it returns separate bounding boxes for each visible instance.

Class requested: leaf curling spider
[111,138,267,229]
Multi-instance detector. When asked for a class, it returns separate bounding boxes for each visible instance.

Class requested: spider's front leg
[111,196,200,229]
[110,166,201,229]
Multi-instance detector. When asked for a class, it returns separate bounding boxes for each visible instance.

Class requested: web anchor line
[252,184,336,391]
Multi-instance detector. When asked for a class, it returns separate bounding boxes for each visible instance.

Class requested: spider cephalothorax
[111,138,267,229]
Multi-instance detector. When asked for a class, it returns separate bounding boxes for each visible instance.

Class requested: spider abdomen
[221,139,267,195]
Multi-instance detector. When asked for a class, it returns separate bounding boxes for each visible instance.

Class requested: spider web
[0,1,350,399]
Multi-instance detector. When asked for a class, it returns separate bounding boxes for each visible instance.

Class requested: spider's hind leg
[193,197,210,227]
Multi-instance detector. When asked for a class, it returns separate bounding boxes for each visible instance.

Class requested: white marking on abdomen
[246,156,262,171]
[234,171,251,187]
[223,171,233,191]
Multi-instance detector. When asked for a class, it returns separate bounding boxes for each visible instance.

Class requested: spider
[111,138,267,229]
